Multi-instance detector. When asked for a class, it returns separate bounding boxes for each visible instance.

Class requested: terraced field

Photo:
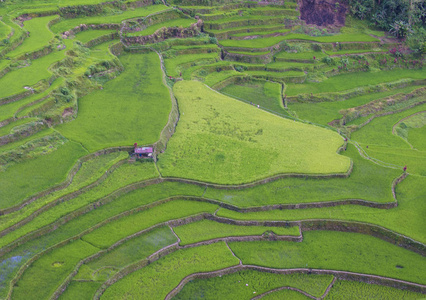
[0,0,425,299]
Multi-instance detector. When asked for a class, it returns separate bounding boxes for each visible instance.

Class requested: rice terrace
[0,0,425,298]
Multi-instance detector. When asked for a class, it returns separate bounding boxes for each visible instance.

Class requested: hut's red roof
[135,147,153,154]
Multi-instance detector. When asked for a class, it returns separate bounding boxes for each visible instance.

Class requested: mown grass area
[57,51,171,152]
[0,140,87,210]
[4,15,57,59]
[204,145,399,207]
[220,80,284,113]
[101,242,240,299]
[0,160,159,249]
[0,49,66,99]
[81,200,218,248]
[158,80,350,184]
[352,104,426,176]
[218,172,426,243]
[174,270,333,299]
[229,231,426,284]
[128,18,196,36]
[326,279,424,299]
[219,33,379,48]
[164,52,220,77]
[11,239,99,300]
[50,5,169,33]
[289,86,422,125]
[174,219,300,245]
[74,29,116,44]
[285,69,426,96]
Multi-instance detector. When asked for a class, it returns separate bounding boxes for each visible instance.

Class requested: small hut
[133,143,153,158]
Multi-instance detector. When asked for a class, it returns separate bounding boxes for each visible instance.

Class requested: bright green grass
[0,118,37,137]
[129,18,196,36]
[84,226,177,278]
[164,52,219,77]
[245,70,306,80]
[0,140,87,209]
[263,289,312,299]
[81,200,218,248]
[101,242,240,299]
[174,270,333,299]
[158,80,349,184]
[204,70,242,87]
[0,151,127,232]
[407,125,426,150]
[229,231,426,284]
[205,145,399,207]
[0,161,160,249]
[266,61,319,71]
[74,29,116,44]
[183,60,231,80]
[220,80,284,114]
[286,69,426,96]
[170,44,218,50]
[352,104,426,176]
[275,51,326,60]
[5,15,57,59]
[219,33,379,48]
[325,48,385,55]
[89,41,116,60]
[0,20,11,40]
[325,279,425,299]
[11,239,100,300]
[208,24,290,35]
[50,5,169,33]
[173,219,299,245]
[289,86,422,125]
[217,172,426,243]
[60,281,102,300]
[0,128,54,153]
[0,49,66,99]
[56,52,171,152]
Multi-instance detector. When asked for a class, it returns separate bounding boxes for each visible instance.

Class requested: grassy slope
[158,80,350,184]
[74,29,116,44]
[57,51,171,152]
[229,231,426,284]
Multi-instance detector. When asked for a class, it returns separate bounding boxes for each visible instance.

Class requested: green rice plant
[325,279,425,299]
[204,70,242,87]
[173,219,300,245]
[81,199,218,248]
[158,80,350,184]
[262,289,312,299]
[325,48,385,55]
[229,231,426,284]
[89,40,116,60]
[393,112,426,150]
[101,242,240,299]
[11,239,99,300]
[0,20,11,41]
[220,80,283,112]
[50,5,169,33]
[227,50,271,56]
[285,69,426,96]
[351,103,426,176]
[217,172,426,243]
[5,15,57,59]
[174,270,333,299]
[74,29,116,44]
[0,49,66,99]
[0,140,87,210]
[288,86,421,125]
[128,18,196,37]
[230,28,291,37]
[275,51,326,61]
[0,118,38,137]
[164,52,220,77]
[60,281,102,300]
[0,160,160,249]
[85,226,177,278]
[204,145,399,207]
[56,52,171,152]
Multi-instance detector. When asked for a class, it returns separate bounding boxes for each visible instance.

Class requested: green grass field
[74,29,116,44]
[57,51,171,152]
[158,80,350,184]
[128,18,196,36]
